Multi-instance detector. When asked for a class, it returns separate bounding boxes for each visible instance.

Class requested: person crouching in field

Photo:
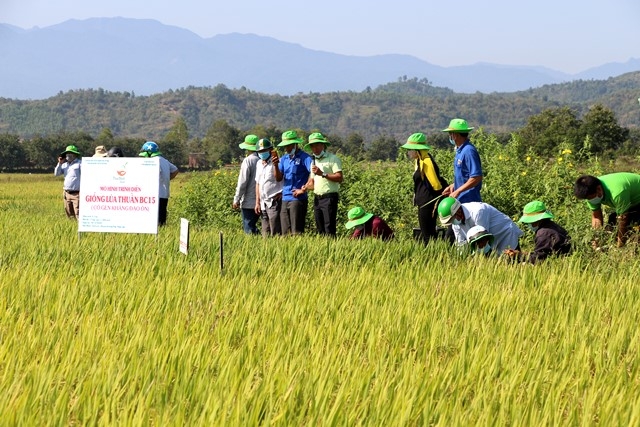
[139,141,179,226]
[505,200,572,264]
[345,206,394,241]
[466,225,494,256]
[574,173,640,247]
[438,196,523,253]
[54,145,82,220]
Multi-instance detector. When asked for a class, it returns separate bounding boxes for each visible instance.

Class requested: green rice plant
[2,174,640,425]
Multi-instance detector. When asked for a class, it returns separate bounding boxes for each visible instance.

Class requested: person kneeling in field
[437,196,522,253]
[345,206,394,241]
[504,200,572,264]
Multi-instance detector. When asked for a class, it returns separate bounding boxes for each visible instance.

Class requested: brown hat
[93,145,108,157]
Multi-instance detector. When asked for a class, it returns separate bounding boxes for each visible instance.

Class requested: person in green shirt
[574,173,640,247]
[300,132,343,236]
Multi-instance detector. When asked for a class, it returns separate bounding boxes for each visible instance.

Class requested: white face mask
[527,224,539,232]
[65,154,75,162]
[588,195,602,205]
[449,137,456,146]
[313,150,325,159]
[452,218,461,226]
[288,146,296,157]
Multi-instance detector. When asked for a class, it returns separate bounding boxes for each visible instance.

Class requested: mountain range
[1,17,639,100]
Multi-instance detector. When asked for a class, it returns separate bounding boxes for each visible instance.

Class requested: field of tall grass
[2,172,640,425]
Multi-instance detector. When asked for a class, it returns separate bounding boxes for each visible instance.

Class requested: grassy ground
[1,174,640,425]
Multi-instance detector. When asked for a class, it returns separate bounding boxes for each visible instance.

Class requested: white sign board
[179,218,189,255]
[78,157,159,234]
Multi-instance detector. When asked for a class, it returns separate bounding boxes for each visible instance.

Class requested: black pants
[281,199,308,235]
[313,193,339,236]
[159,197,169,226]
[417,204,439,244]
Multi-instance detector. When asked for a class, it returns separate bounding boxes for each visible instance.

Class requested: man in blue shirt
[441,118,483,203]
[274,130,313,235]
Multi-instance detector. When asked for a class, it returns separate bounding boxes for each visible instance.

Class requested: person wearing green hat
[233,134,260,234]
[505,200,572,264]
[301,132,343,236]
[274,130,313,235]
[54,145,82,219]
[400,133,449,244]
[441,118,483,204]
[139,141,179,226]
[345,206,394,241]
[437,196,522,253]
[254,138,283,237]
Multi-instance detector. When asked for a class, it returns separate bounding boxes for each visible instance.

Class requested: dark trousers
[281,199,308,235]
[417,204,439,244]
[159,197,169,226]
[260,198,282,237]
[241,208,260,234]
[313,193,339,236]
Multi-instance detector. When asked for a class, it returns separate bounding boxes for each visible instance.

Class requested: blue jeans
[241,208,260,234]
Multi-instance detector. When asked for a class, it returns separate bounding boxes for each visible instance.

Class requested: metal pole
[219,231,224,272]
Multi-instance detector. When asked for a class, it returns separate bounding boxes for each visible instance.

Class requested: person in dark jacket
[345,206,394,241]
[400,133,448,244]
[506,200,571,264]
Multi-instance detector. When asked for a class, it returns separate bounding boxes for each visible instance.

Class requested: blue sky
[2,0,639,74]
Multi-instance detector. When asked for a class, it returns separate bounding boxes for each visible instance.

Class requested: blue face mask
[482,244,491,254]
[452,218,461,226]
[449,137,456,146]
[527,224,539,233]
[258,152,271,161]
[288,146,296,158]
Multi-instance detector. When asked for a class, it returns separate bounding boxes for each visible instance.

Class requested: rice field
[1,173,640,425]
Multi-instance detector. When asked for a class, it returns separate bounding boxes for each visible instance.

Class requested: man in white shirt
[139,141,179,226]
[255,138,283,237]
[438,196,522,253]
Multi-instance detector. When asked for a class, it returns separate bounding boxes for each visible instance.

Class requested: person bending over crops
[438,196,522,254]
[504,200,572,264]
[574,173,640,247]
[345,206,394,241]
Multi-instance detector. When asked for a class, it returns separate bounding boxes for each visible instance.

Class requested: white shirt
[452,202,523,253]
[255,159,283,209]
[158,156,178,198]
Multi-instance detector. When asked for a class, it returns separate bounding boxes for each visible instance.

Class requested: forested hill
[1,72,639,141]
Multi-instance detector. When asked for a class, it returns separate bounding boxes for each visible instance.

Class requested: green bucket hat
[401,133,432,150]
[345,206,374,229]
[60,145,81,156]
[442,118,474,133]
[518,200,554,224]
[239,134,259,151]
[278,130,304,147]
[256,138,273,151]
[304,132,331,148]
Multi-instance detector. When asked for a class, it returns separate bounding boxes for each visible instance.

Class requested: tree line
[0,102,636,171]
